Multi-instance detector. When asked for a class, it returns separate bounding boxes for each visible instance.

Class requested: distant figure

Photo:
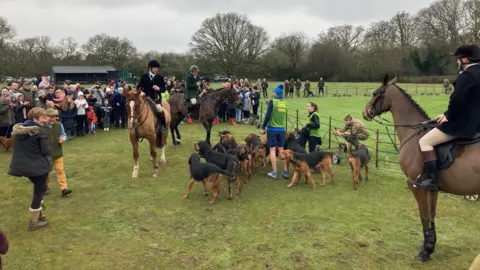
[443,79,453,94]
[318,77,325,97]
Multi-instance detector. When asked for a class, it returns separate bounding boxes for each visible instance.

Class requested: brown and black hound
[348,144,370,190]
[235,144,252,183]
[194,141,242,199]
[183,153,234,205]
[0,136,14,152]
[280,149,335,189]
[245,134,267,169]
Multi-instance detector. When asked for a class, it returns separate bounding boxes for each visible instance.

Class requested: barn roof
[51,66,116,74]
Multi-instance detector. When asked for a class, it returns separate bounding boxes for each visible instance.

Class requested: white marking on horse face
[129,100,135,127]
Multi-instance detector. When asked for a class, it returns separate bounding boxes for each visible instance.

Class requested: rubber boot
[413,150,439,191]
[29,208,48,231]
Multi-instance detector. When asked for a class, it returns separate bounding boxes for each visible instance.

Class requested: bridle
[127,96,149,141]
[366,84,437,153]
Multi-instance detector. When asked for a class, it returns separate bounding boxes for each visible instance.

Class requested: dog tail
[214,167,235,178]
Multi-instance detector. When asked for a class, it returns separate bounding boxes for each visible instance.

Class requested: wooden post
[376,129,380,169]
[328,116,332,149]
[296,109,299,131]
[260,102,263,125]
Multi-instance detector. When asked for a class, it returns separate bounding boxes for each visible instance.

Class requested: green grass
[1,93,479,270]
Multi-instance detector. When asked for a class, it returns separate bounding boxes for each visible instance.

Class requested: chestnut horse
[362,75,480,262]
[126,90,171,181]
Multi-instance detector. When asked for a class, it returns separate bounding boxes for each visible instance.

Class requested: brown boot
[29,208,48,231]
[231,118,237,126]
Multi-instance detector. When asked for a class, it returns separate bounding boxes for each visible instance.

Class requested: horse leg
[160,146,166,164]
[427,192,439,256]
[408,180,434,262]
[170,126,177,147]
[148,137,159,177]
[202,120,212,145]
[130,137,140,181]
[175,125,181,142]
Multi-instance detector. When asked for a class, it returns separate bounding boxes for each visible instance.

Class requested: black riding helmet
[453,44,480,62]
[148,59,160,69]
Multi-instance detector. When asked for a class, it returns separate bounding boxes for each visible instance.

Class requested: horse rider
[414,44,480,191]
[333,114,369,150]
[185,65,203,124]
[136,59,167,132]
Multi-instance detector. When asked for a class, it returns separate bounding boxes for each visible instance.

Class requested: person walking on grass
[8,108,51,231]
[305,102,322,153]
[318,77,325,97]
[262,79,269,99]
[261,84,289,179]
[43,108,72,197]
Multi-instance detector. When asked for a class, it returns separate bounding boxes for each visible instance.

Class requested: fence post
[375,129,380,169]
[328,116,332,149]
[296,109,299,131]
[416,85,418,95]
[285,109,288,130]
[393,128,397,146]
[356,85,358,96]
[260,102,263,126]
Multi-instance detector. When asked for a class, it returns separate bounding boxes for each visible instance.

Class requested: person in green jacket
[261,84,289,179]
[185,65,202,124]
[305,102,321,153]
[42,108,72,197]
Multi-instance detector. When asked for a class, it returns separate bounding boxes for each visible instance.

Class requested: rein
[371,116,438,153]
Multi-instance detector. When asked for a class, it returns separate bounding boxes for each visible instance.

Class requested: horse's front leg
[130,135,140,181]
[202,120,213,145]
[160,146,166,164]
[170,126,177,147]
[175,124,181,142]
[148,136,159,177]
[408,179,435,262]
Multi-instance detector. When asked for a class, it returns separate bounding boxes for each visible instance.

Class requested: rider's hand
[153,85,160,91]
[260,130,266,135]
[437,114,448,123]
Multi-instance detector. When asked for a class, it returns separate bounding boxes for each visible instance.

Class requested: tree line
[0,0,478,82]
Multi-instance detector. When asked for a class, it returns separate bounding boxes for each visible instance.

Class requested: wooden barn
[50,66,118,84]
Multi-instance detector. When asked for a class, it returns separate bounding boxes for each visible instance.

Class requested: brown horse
[126,90,171,181]
[199,87,240,145]
[168,90,187,147]
[362,75,480,262]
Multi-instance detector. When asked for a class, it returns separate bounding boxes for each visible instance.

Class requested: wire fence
[321,84,450,97]
[258,103,402,173]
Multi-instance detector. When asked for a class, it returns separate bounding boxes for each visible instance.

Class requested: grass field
[1,88,479,269]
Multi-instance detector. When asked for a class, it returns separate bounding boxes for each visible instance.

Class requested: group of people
[0,80,133,140]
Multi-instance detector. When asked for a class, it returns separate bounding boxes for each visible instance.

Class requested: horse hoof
[153,173,158,178]
[160,160,167,164]
[414,250,431,262]
[204,192,209,196]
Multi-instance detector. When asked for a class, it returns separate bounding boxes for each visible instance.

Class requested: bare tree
[416,0,464,44]
[463,0,480,42]
[272,32,309,71]
[391,11,418,49]
[189,12,269,76]
[57,37,82,60]
[82,34,137,68]
[318,25,364,52]
[363,21,396,50]
[0,17,15,49]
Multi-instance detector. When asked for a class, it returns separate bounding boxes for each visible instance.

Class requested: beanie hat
[77,91,84,96]
[273,84,284,98]
[14,93,23,100]
[38,90,46,96]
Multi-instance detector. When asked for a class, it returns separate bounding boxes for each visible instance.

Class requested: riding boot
[413,150,439,191]
[155,112,166,133]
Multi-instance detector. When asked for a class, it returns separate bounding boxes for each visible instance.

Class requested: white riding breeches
[418,128,456,151]
[190,98,197,105]
[156,104,163,113]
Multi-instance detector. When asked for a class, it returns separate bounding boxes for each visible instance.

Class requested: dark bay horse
[126,90,171,181]
[200,87,240,145]
[168,90,187,147]
[170,87,240,146]
[362,75,480,262]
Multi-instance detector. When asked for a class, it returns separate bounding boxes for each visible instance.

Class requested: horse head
[362,74,398,121]
[125,88,143,129]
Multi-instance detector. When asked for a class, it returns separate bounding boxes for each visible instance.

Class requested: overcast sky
[0,0,436,53]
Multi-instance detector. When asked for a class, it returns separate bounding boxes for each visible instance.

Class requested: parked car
[214,75,229,82]
[4,76,15,83]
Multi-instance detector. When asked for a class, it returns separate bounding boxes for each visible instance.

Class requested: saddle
[435,132,480,170]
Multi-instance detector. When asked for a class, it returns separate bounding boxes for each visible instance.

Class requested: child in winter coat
[100,98,113,131]
[87,106,97,134]
[13,93,28,123]
[241,88,252,123]
[59,95,77,140]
